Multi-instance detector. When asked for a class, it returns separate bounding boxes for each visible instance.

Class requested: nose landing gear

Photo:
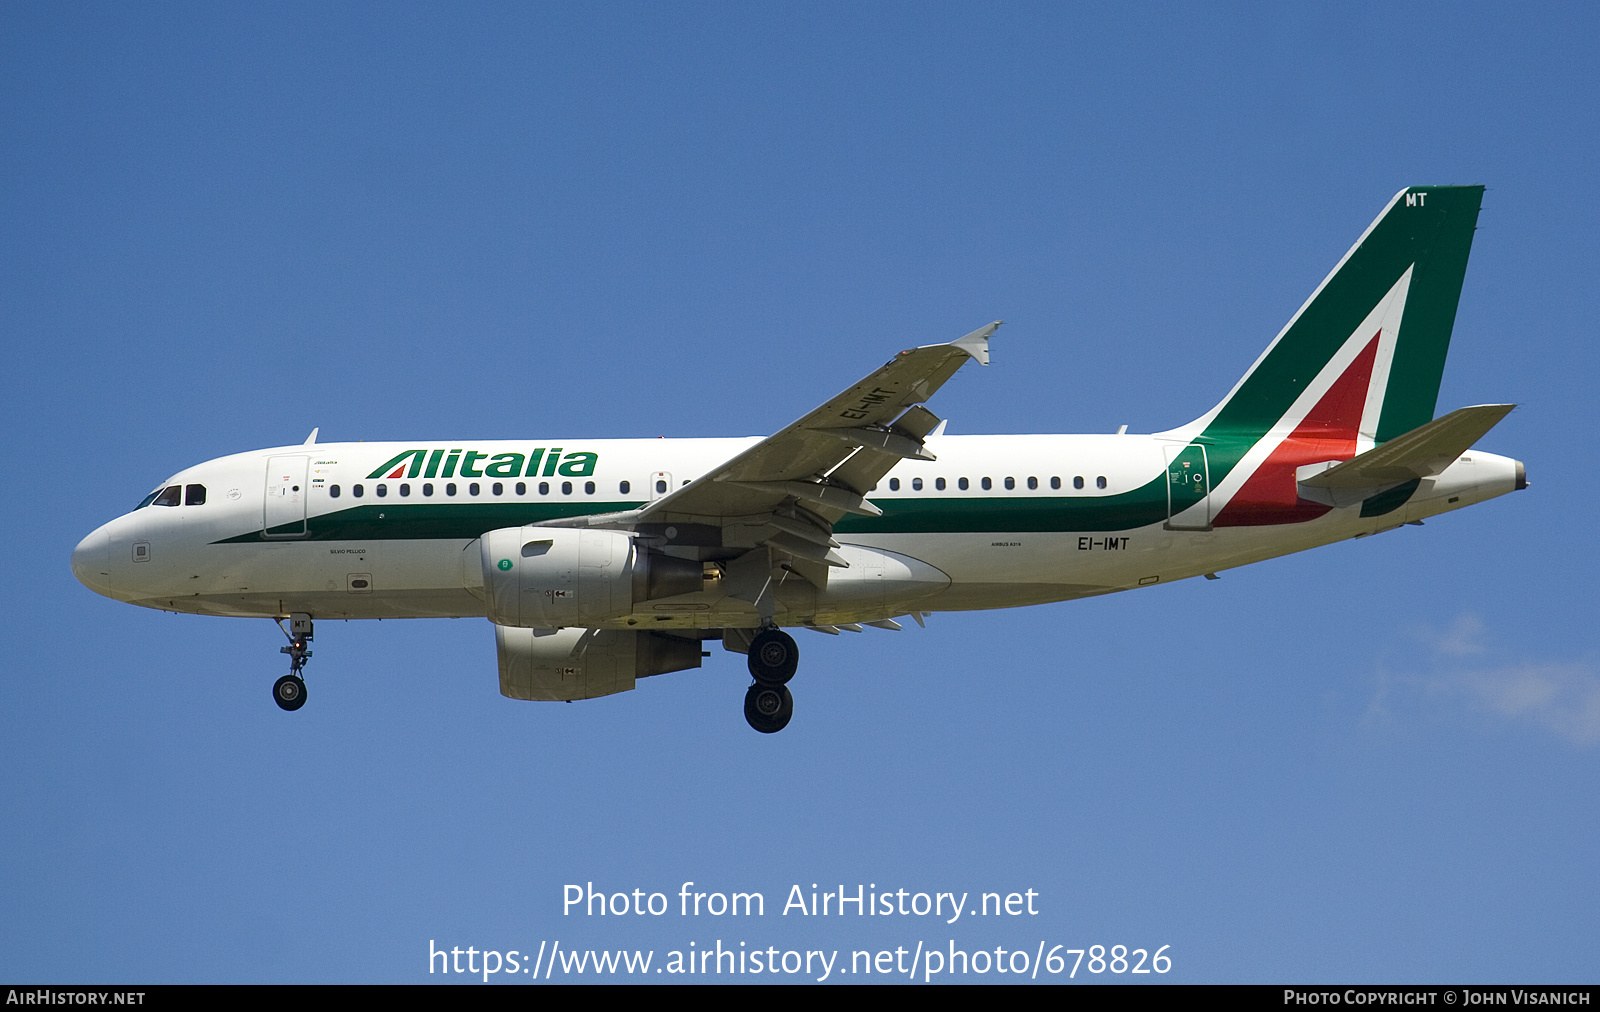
[273,613,313,712]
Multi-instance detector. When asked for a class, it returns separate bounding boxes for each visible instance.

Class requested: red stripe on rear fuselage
[1213,332,1380,527]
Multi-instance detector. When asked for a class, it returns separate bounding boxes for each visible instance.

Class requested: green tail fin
[1174,186,1484,488]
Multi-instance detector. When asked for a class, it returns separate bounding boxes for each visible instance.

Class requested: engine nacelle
[480,525,702,627]
[496,625,703,701]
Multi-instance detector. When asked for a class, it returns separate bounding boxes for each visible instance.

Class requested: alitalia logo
[365,448,598,481]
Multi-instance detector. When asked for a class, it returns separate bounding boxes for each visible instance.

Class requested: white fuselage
[71,433,1522,629]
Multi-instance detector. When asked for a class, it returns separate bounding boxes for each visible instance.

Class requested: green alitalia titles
[366,448,599,481]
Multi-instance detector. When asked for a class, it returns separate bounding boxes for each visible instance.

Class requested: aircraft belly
[846,506,1457,612]
[127,588,486,620]
[850,531,1158,589]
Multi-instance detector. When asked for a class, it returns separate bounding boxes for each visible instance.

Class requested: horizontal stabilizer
[1297,404,1514,506]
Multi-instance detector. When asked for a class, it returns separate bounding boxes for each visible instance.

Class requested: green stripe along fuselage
[219,436,1417,547]
[218,432,1186,544]
[220,478,1177,543]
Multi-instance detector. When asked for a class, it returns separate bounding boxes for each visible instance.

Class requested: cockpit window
[152,485,182,507]
[185,484,206,506]
[136,488,163,510]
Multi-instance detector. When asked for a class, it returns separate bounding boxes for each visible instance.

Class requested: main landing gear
[743,627,797,734]
[273,613,313,712]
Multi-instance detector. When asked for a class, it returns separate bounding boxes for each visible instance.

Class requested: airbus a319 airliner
[73,186,1525,732]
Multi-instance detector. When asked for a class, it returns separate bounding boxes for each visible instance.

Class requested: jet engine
[496,625,704,700]
[480,525,703,627]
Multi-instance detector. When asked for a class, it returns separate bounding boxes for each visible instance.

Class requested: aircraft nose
[71,526,113,595]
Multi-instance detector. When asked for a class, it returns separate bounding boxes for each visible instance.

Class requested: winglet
[949,321,1000,366]
[303,427,319,446]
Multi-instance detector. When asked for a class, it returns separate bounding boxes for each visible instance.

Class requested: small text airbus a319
[73,186,1525,732]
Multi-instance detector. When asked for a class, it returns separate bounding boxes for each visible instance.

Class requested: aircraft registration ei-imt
[72,186,1526,733]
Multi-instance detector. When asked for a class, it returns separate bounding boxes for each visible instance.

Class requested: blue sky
[4,2,1597,983]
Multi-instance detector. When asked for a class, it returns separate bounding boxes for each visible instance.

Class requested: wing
[541,321,998,603]
[649,321,997,524]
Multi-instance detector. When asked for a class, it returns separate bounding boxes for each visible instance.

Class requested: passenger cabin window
[935,477,946,491]
[399,483,410,497]
[655,480,667,494]
[516,482,527,495]
[889,478,900,491]
[185,484,206,505]
[539,482,550,495]
[153,485,182,507]
[619,480,630,494]
[958,477,969,490]
[981,477,992,491]
[912,477,923,491]
[1051,477,1061,490]
[330,485,341,498]
[1004,477,1015,490]
[446,483,457,496]
[585,481,596,494]
[353,484,364,498]
[423,483,434,496]
[376,484,387,497]
[1097,476,1107,489]
[469,482,480,496]
[492,482,504,496]
[561,481,573,495]
[1027,477,1038,490]
[1074,476,1085,489]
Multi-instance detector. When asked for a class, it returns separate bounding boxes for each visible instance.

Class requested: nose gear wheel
[273,674,307,711]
